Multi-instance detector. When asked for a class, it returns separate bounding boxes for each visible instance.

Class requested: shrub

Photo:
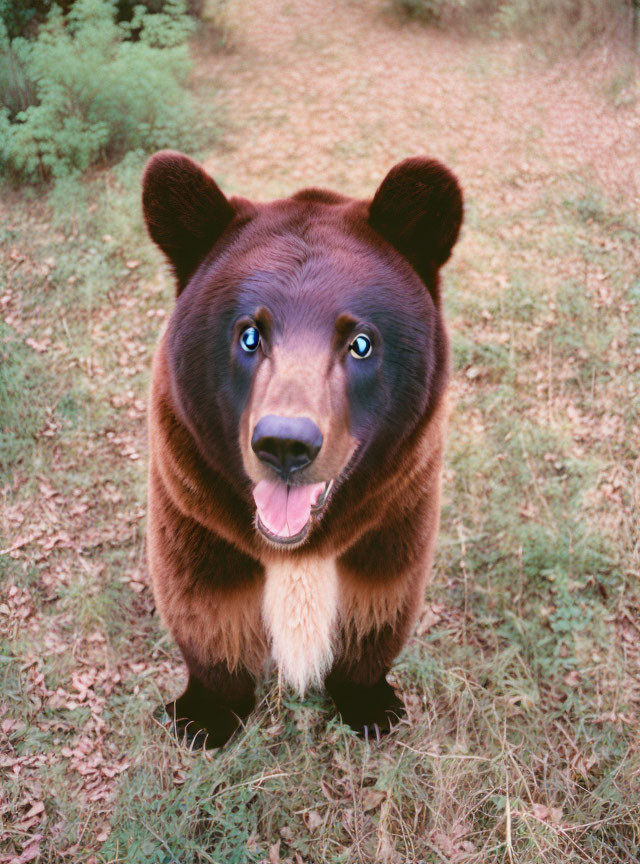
[493,0,633,44]
[0,0,196,182]
[0,0,206,39]
[390,0,635,49]
[0,1,57,39]
[0,31,36,119]
[392,0,448,21]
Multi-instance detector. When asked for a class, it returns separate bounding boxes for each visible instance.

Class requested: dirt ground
[1,1,639,861]
[195,0,639,204]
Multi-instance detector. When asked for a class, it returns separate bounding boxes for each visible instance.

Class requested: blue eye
[349,333,372,359]
[240,326,260,353]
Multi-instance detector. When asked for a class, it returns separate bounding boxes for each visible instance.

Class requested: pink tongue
[253,479,326,538]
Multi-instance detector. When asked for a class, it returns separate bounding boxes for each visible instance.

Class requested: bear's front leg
[326,622,407,741]
[329,490,441,740]
[166,657,256,749]
[148,464,267,749]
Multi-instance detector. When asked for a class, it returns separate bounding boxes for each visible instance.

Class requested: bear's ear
[369,157,463,285]
[142,150,235,294]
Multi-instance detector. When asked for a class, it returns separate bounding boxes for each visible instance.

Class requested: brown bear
[142,151,463,747]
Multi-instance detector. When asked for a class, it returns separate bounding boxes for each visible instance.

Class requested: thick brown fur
[143,152,462,745]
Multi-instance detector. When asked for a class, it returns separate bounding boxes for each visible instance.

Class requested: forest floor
[1,1,640,862]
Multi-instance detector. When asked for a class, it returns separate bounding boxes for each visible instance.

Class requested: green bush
[0,1,205,39]
[493,0,632,42]
[0,0,196,182]
[392,0,448,21]
[390,0,633,47]
[0,1,56,39]
[0,32,35,119]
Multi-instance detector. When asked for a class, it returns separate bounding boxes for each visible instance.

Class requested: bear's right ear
[142,150,235,294]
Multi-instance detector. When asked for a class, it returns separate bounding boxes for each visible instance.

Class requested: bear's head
[143,152,462,549]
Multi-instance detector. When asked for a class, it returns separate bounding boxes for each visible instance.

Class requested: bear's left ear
[142,150,236,294]
[369,157,463,285]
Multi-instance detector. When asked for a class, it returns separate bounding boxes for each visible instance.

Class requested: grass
[1,13,640,864]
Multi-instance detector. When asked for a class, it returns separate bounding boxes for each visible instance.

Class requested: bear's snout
[251,415,323,481]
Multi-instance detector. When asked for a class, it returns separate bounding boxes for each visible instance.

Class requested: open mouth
[253,478,334,546]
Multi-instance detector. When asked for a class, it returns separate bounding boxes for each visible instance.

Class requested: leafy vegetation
[390,0,636,51]
[0,0,208,39]
[392,0,446,23]
[0,0,56,39]
[0,0,195,182]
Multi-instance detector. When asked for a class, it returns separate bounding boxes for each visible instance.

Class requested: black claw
[328,674,407,738]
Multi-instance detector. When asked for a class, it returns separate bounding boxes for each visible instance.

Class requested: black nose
[251,415,322,480]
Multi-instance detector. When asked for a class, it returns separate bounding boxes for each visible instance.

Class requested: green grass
[1,26,640,864]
